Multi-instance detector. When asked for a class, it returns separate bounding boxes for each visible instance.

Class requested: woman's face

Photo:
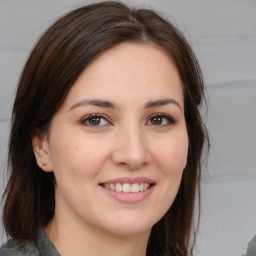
[34,42,188,237]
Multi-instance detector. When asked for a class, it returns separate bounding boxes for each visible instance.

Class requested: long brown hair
[2,1,208,255]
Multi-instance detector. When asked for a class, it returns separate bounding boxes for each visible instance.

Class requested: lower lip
[100,185,155,203]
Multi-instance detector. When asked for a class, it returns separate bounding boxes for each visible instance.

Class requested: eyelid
[80,114,112,126]
[79,113,176,127]
[146,113,177,126]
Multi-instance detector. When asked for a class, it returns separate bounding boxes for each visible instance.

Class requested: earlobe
[31,133,53,172]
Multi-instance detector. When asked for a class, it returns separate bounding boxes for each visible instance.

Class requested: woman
[0,1,208,255]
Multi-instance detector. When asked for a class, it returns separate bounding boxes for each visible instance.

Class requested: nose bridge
[112,122,149,169]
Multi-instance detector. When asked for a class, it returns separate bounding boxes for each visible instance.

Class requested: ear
[31,133,53,172]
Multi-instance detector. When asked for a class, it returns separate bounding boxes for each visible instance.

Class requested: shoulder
[243,235,256,256]
[0,239,40,256]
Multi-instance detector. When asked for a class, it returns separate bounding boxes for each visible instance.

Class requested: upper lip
[99,176,156,185]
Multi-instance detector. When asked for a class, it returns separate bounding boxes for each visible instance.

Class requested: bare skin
[33,42,188,256]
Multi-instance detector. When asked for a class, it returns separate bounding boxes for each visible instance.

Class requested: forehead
[62,42,184,108]
[83,42,178,81]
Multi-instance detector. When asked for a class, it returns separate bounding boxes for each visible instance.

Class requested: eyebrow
[69,98,182,111]
[69,99,117,111]
[145,98,182,111]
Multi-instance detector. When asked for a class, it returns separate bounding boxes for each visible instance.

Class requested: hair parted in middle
[3,1,208,256]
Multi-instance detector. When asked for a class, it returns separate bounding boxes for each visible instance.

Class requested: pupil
[90,117,100,125]
[152,116,162,125]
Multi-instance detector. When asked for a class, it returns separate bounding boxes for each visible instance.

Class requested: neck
[44,216,151,256]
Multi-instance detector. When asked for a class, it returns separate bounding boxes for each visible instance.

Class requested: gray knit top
[0,229,59,256]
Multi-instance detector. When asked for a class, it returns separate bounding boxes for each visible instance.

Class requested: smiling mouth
[100,183,153,193]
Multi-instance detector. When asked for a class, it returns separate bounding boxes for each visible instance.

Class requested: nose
[111,126,150,170]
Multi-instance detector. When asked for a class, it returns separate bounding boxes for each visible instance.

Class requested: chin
[107,224,152,237]
[102,213,159,236]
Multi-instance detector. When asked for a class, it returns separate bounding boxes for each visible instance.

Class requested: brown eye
[81,114,110,127]
[88,117,101,125]
[151,116,163,125]
[147,114,176,126]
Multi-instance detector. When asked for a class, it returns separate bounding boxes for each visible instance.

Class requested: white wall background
[0,0,255,255]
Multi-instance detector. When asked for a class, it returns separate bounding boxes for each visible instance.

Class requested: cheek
[48,137,101,205]
[49,133,110,181]
[149,133,188,221]
[154,133,189,176]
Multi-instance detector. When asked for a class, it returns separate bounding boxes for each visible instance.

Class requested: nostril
[118,161,148,171]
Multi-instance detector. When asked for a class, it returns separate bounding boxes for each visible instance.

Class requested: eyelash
[80,114,111,127]
[147,113,177,126]
[80,113,176,127]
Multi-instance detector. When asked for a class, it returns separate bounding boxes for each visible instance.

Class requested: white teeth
[131,183,140,193]
[116,183,122,192]
[104,182,151,193]
[110,183,115,190]
[123,183,131,192]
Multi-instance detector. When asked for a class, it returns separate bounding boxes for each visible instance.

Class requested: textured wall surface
[0,0,255,255]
